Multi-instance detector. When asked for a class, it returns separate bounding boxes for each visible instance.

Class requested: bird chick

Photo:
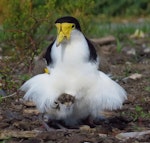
[57,93,75,109]
[48,93,75,119]
[41,93,75,130]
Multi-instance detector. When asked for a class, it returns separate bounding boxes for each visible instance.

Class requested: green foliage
[144,86,150,92]
[1,0,57,58]
[133,105,150,121]
[121,105,150,122]
[124,65,132,77]
[0,96,3,103]
[94,0,150,17]
[1,0,96,56]
[0,137,12,143]
[116,38,122,53]
[0,0,96,93]
[54,0,95,33]
[0,61,19,93]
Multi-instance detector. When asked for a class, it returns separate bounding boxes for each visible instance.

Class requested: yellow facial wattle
[44,68,50,74]
[55,23,75,46]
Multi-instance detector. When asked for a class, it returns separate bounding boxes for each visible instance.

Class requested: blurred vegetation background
[0,0,150,93]
[0,0,150,55]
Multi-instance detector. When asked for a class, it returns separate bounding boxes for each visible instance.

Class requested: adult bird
[20,16,127,127]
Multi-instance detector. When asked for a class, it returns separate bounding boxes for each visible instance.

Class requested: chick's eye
[72,24,75,28]
[54,101,58,105]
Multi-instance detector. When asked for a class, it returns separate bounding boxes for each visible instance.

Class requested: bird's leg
[39,114,69,131]
[93,116,108,125]
[82,115,108,127]
[38,113,55,131]
[82,115,96,128]
[54,121,68,130]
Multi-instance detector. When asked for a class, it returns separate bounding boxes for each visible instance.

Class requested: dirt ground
[0,37,150,143]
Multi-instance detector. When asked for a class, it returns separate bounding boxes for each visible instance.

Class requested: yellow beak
[55,23,75,46]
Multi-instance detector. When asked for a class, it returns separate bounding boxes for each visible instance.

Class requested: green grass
[88,20,150,39]
[116,38,122,52]
[121,105,150,123]
[133,105,150,121]
[145,86,150,92]
[0,95,3,103]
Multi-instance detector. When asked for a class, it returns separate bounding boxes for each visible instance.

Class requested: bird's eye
[54,101,58,105]
[72,24,75,28]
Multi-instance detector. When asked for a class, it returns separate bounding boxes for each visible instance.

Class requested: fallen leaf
[129,73,142,80]
[130,29,145,38]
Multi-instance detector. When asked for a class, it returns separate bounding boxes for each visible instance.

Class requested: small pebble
[143,47,150,53]
[80,125,91,131]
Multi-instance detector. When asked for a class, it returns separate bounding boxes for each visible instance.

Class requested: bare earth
[0,37,150,143]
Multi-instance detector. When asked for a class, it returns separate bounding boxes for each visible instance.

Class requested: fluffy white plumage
[20,18,127,126]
